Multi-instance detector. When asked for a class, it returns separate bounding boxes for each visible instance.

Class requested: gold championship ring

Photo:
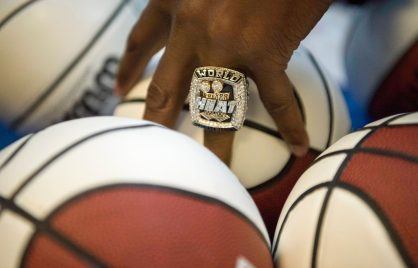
[189,66,249,131]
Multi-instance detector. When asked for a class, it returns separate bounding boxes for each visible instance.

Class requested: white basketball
[0,0,142,133]
[272,112,418,268]
[114,47,351,236]
[0,117,272,267]
[345,0,418,118]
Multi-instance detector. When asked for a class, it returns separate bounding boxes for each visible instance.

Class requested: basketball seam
[0,0,42,29]
[0,134,34,173]
[305,49,334,147]
[0,196,107,267]
[313,147,418,165]
[311,112,412,268]
[271,182,331,256]
[8,124,158,201]
[9,0,130,130]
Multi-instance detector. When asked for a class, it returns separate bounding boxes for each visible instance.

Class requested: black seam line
[9,124,158,201]
[272,181,413,267]
[0,135,33,173]
[305,49,335,147]
[294,89,306,122]
[336,182,414,267]
[313,147,418,165]
[0,0,40,29]
[9,0,130,130]
[0,196,106,267]
[42,183,271,250]
[271,182,331,256]
[311,112,409,268]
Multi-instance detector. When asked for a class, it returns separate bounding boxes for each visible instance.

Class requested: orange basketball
[273,112,418,267]
[0,117,273,268]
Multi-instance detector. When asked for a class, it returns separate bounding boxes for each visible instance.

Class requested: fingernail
[290,145,308,157]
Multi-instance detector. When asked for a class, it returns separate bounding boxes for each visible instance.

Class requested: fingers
[116,3,171,96]
[254,68,309,157]
[198,53,241,166]
[143,43,196,128]
[204,130,235,165]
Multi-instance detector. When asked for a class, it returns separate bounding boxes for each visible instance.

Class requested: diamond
[199,80,211,93]
[212,80,223,94]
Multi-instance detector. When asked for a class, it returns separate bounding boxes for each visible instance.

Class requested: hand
[116,0,332,164]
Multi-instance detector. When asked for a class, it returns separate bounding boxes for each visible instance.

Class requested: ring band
[189,66,249,131]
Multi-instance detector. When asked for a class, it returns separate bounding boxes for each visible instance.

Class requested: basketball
[273,112,418,267]
[345,0,418,119]
[0,117,272,267]
[114,47,351,237]
[0,0,141,133]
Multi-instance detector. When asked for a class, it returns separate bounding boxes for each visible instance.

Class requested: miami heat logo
[190,67,248,131]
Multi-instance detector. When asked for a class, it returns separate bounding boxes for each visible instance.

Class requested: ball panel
[0,135,31,169]
[319,188,405,268]
[0,117,149,198]
[274,188,327,267]
[36,185,272,267]
[361,126,418,157]
[273,154,347,243]
[251,151,317,239]
[365,114,404,127]
[232,128,290,188]
[0,0,32,21]
[0,211,35,268]
[24,234,90,268]
[389,112,418,126]
[341,153,418,264]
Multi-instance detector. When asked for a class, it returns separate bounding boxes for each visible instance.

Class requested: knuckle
[262,96,294,116]
[268,30,301,62]
[207,16,236,41]
[175,2,206,27]
[145,82,177,114]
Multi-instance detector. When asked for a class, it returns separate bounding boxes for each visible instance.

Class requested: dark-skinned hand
[116,0,333,164]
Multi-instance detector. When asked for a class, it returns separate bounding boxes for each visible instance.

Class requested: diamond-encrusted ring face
[189,66,249,131]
